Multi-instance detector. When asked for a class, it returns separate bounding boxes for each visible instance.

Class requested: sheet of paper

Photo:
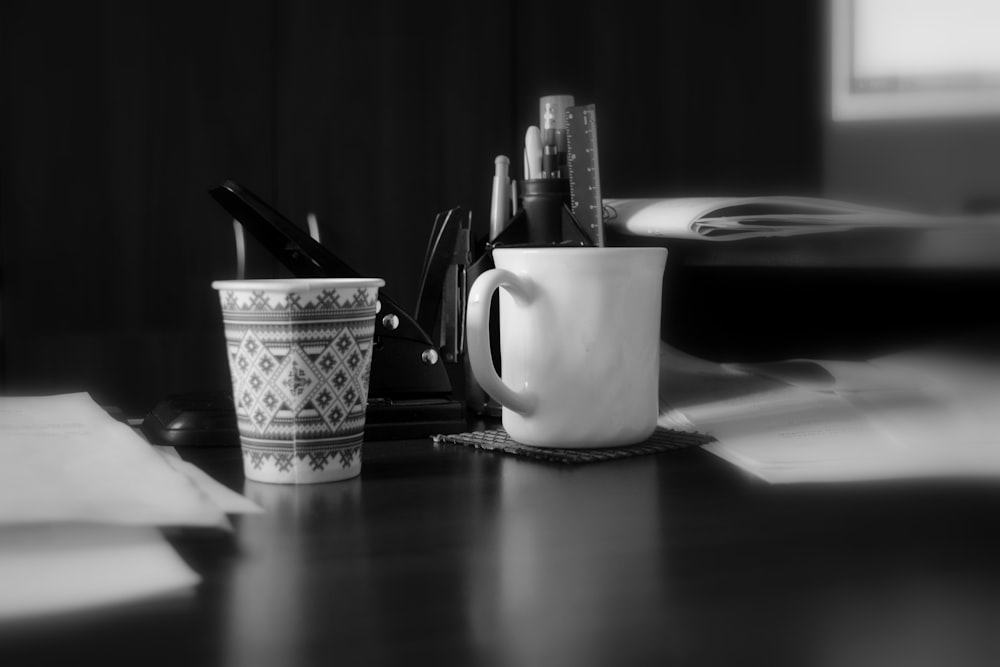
[662,359,902,473]
[0,393,230,528]
[604,196,914,241]
[661,345,1000,484]
[659,345,826,430]
[0,524,200,621]
[726,358,920,393]
[606,197,762,240]
[153,446,263,515]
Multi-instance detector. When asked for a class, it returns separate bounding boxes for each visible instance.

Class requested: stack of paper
[0,393,260,620]
[658,339,1000,484]
[605,196,984,242]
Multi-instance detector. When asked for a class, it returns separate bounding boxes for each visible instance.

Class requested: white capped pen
[306,212,321,243]
[524,125,543,180]
[489,155,511,240]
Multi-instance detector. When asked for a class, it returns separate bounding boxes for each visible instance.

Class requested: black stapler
[142,179,467,445]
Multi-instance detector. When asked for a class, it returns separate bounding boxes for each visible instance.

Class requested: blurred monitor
[825,0,1000,213]
[831,0,1000,121]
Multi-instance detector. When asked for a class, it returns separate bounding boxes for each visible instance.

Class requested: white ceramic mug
[466,247,668,448]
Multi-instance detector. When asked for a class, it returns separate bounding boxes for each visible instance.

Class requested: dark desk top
[6,437,1000,667]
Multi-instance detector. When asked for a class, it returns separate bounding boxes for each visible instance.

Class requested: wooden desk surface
[6,438,1000,667]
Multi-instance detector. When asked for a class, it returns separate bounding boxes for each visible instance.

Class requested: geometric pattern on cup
[219,286,378,317]
[243,443,361,473]
[216,284,380,482]
[217,284,380,457]
[226,321,374,440]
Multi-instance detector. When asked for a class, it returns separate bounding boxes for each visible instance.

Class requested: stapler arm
[207,180,466,439]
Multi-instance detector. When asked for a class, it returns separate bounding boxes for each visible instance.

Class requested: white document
[153,446,263,515]
[0,524,200,621]
[0,393,230,528]
[0,393,270,622]
[660,352,902,480]
[660,343,1000,484]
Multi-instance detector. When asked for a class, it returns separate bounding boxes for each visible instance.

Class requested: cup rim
[492,246,667,257]
[212,278,385,292]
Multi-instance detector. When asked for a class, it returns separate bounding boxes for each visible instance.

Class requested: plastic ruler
[565,104,605,247]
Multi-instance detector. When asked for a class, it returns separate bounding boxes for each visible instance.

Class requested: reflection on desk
[5,438,1000,667]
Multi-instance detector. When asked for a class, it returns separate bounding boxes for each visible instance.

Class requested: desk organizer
[432,427,713,464]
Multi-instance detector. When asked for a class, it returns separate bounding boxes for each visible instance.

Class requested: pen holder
[519,179,571,245]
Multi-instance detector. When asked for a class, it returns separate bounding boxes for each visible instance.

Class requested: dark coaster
[432,427,714,464]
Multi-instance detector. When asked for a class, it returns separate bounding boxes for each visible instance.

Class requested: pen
[306,212,321,243]
[524,125,543,180]
[541,100,560,178]
[539,94,575,177]
[542,103,556,147]
[489,155,511,240]
[233,219,246,279]
[542,144,558,179]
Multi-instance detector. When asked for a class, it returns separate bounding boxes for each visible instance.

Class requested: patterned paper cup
[212,278,384,484]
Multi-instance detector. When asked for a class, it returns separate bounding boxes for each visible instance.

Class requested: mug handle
[466,268,538,415]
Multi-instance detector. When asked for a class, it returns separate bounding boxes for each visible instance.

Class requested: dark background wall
[825,118,1000,214]
[0,0,822,413]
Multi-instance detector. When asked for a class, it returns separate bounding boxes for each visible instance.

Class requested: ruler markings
[565,104,604,247]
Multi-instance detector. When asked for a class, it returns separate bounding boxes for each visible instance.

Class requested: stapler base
[364,397,467,440]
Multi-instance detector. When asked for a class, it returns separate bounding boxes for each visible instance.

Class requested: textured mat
[432,427,714,464]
